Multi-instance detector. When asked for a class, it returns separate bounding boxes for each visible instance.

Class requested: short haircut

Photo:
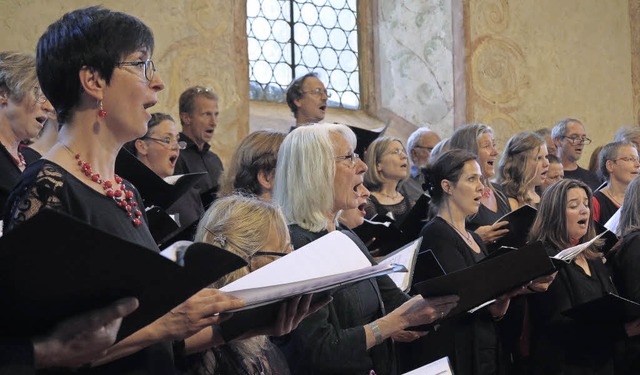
[496,131,544,205]
[424,149,478,216]
[363,136,408,191]
[285,72,318,117]
[534,127,551,137]
[449,123,495,156]
[0,52,38,103]
[273,122,356,232]
[618,176,640,236]
[528,178,600,259]
[195,194,289,288]
[36,6,154,124]
[551,118,583,141]
[598,141,635,181]
[429,138,450,161]
[614,125,640,144]
[406,127,435,151]
[178,86,219,122]
[220,129,287,197]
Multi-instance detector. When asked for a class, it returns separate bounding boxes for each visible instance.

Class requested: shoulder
[288,224,323,249]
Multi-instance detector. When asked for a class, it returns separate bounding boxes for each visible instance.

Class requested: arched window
[247,0,360,109]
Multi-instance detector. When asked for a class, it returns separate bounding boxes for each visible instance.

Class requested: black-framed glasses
[116,59,156,81]
[561,135,592,145]
[142,136,186,150]
[303,87,332,98]
[414,145,434,152]
[335,152,360,166]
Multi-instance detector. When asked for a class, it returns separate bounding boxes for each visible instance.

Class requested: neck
[0,117,22,155]
[182,130,205,151]
[29,118,59,156]
[607,179,626,197]
[438,203,467,230]
[560,153,578,170]
[325,211,339,232]
[378,180,400,197]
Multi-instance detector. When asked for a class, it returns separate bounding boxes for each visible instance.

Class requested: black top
[278,225,409,375]
[174,133,223,209]
[466,185,511,232]
[564,167,603,192]
[20,147,42,167]
[528,242,623,375]
[0,339,34,375]
[364,194,415,223]
[0,142,22,214]
[3,160,174,375]
[592,190,619,224]
[404,217,508,375]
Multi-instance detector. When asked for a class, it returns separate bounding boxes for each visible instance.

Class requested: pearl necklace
[63,145,142,226]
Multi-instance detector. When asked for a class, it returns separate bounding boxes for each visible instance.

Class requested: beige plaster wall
[0,0,248,166]
[465,0,634,163]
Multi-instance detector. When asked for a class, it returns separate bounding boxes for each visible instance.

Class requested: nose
[150,71,165,92]
[41,98,54,113]
[355,157,367,174]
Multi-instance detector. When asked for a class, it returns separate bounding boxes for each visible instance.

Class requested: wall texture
[465,0,634,160]
[0,0,248,166]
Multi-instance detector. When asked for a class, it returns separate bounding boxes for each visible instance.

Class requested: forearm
[91,322,164,366]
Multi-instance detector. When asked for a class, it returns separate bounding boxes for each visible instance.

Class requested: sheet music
[553,232,605,262]
[605,207,621,234]
[402,356,453,375]
[378,238,421,291]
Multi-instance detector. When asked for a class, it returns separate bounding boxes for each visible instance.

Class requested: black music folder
[491,204,537,251]
[346,122,389,156]
[594,220,619,256]
[562,293,640,323]
[399,193,431,240]
[352,217,408,257]
[412,241,555,317]
[0,209,246,340]
[115,147,205,210]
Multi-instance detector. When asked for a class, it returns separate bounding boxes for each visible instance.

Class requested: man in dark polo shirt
[175,86,224,210]
[551,118,602,191]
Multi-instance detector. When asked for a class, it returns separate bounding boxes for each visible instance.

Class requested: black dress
[363,194,415,223]
[276,225,410,375]
[0,142,22,213]
[592,191,620,224]
[466,185,511,232]
[528,243,623,375]
[3,160,175,375]
[611,231,640,373]
[403,217,509,375]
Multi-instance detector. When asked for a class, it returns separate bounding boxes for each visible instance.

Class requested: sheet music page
[378,238,421,291]
[553,232,605,261]
[402,356,453,375]
[605,208,621,233]
[222,231,372,291]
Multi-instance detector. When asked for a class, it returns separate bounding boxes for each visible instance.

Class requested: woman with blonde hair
[220,129,287,201]
[496,131,549,210]
[527,179,640,374]
[184,194,299,374]
[363,136,414,222]
[273,123,459,374]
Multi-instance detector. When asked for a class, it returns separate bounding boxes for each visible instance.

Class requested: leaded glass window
[247,0,360,109]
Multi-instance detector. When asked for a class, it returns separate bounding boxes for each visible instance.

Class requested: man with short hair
[399,127,441,202]
[285,72,330,127]
[175,86,224,210]
[552,118,601,190]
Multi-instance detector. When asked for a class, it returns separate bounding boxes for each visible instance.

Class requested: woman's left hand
[391,329,427,343]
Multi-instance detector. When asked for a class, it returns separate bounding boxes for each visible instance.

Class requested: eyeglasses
[303,88,332,98]
[248,251,288,271]
[335,152,360,166]
[386,148,407,156]
[561,135,592,145]
[614,156,640,163]
[33,86,47,104]
[413,145,434,152]
[142,136,186,150]
[116,59,156,81]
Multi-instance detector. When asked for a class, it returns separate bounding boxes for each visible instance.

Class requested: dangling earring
[98,100,107,118]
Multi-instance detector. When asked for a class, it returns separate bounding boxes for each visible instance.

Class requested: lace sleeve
[4,163,65,233]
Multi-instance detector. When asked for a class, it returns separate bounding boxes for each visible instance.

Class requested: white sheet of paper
[378,238,421,291]
[553,232,605,262]
[222,231,372,291]
[402,356,453,375]
[605,207,621,234]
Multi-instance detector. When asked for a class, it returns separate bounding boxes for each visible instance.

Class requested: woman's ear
[441,179,452,195]
[134,139,148,157]
[0,88,8,106]
[605,159,615,174]
[78,66,106,102]
[257,169,275,192]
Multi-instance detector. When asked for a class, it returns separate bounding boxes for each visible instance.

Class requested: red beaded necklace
[63,145,143,226]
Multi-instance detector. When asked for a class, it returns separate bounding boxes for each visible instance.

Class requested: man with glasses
[399,127,441,202]
[175,86,224,209]
[552,118,602,190]
[285,72,330,128]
